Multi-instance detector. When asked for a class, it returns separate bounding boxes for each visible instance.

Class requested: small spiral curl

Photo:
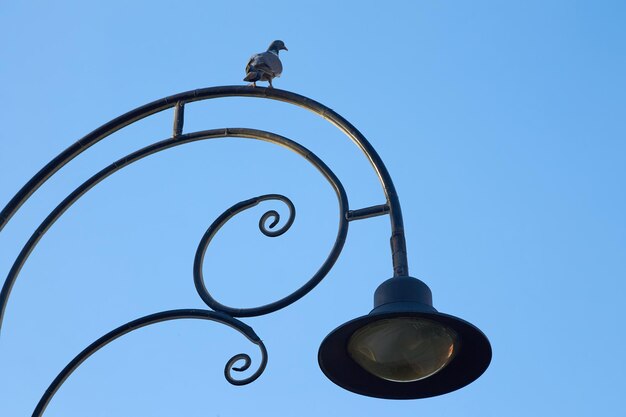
[225,353,252,385]
[224,344,268,386]
[258,195,295,237]
[259,210,280,236]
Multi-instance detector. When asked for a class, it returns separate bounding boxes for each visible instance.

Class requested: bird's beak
[283,46,288,51]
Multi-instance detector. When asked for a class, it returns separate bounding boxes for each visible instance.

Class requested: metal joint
[173,101,185,137]
[346,204,390,221]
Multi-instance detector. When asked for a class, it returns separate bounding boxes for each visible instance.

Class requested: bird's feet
[248,82,257,87]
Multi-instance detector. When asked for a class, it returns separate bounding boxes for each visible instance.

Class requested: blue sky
[1,1,625,416]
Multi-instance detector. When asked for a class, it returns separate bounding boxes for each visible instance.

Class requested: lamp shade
[318,276,491,399]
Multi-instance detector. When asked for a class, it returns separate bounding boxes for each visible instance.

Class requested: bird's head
[267,40,288,54]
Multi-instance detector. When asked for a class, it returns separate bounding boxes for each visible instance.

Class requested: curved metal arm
[0,86,408,277]
[0,128,349,330]
[1,87,412,414]
[31,309,268,417]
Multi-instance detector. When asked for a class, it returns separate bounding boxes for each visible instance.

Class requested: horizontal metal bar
[346,204,390,221]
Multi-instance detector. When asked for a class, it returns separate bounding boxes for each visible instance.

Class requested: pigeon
[244,40,288,88]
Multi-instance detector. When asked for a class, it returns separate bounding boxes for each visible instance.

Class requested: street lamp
[0,86,491,415]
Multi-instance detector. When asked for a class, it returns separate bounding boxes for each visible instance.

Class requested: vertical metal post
[173,101,185,137]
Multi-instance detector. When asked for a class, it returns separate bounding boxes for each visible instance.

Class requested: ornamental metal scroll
[0,86,410,416]
[31,309,268,417]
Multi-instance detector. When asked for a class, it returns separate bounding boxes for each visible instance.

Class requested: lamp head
[318,276,491,399]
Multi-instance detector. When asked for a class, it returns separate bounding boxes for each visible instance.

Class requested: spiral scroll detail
[31,309,267,417]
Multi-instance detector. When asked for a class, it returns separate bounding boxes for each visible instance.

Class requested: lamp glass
[347,317,458,382]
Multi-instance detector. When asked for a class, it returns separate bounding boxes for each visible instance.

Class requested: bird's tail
[243,72,259,82]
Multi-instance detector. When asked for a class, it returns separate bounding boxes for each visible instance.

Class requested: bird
[244,40,288,88]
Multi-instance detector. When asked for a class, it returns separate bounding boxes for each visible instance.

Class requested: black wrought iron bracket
[0,86,410,416]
